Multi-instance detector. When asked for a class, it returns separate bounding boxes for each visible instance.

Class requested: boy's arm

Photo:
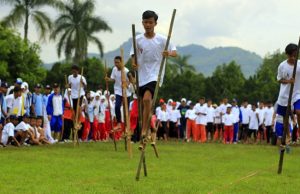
[162,50,177,57]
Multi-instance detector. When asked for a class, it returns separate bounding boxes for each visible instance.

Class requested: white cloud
[1,0,300,62]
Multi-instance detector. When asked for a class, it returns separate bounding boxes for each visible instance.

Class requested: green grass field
[0,141,300,194]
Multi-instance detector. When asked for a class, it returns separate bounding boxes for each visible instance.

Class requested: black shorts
[139,81,157,98]
[248,129,257,138]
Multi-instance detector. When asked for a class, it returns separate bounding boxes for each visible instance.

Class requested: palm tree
[51,0,112,64]
[169,55,196,74]
[0,0,58,41]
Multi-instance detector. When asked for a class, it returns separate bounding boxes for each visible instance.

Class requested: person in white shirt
[168,102,181,138]
[68,65,87,122]
[240,100,251,142]
[97,96,107,141]
[155,99,165,116]
[105,56,131,131]
[46,83,64,140]
[257,102,266,142]
[264,101,274,143]
[1,115,20,146]
[206,99,215,142]
[223,105,235,144]
[248,104,259,144]
[157,104,169,140]
[213,103,222,141]
[194,97,208,143]
[185,103,196,142]
[130,10,177,139]
[276,43,300,144]
[231,99,241,143]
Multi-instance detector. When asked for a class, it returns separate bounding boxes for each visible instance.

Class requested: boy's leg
[114,95,123,130]
[141,90,152,138]
[200,124,206,143]
[229,126,234,143]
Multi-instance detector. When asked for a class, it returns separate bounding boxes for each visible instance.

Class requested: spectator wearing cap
[68,65,87,122]
[194,97,207,143]
[185,102,196,142]
[231,99,242,144]
[31,84,43,117]
[7,86,25,118]
[155,98,165,117]
[46,83,64,141]
[157,103,168,141]
[177,98,189,139]
[168,101,181,138]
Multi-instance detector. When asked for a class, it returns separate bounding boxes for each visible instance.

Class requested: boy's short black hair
[71,65,80,71]
[142,10,158,22]
[285,43,298,55]
[114,56,122,61]
[13,86,21,93]
[36,116,43,120]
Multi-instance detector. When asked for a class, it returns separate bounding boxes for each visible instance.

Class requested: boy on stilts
[130,10,177,144]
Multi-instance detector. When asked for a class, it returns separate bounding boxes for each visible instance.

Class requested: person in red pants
[223,105,235,144]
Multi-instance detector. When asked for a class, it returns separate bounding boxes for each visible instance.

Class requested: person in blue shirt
[31,84,43,117]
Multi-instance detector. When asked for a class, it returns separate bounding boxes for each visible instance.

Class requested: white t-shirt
[68,74,87,99]
[206,106,215,123]
[130,33,176,87]
[257,108,265,126]
[214,107,221,124]
[185,109,196,120]
[249,110,259,130]
[110,66,131,97]
[223,113,235,126]
[231,106,240,123]
[240,106,251,124]
[277,60,300,106]
[15,121,30,132]
[155,106,161,116]
[157,110,169,122]
[264,107,274,126]
[168,109,181,123]
[194,104,207,125]
[1,122,15,145]
[6,94,24,116]
[53,95,63,116]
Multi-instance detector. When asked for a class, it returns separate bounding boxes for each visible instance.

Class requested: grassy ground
[0,141,300,194]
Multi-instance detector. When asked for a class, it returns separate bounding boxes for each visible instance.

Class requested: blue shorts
[294,99,300,111]
[275,122,292,137]
[276,105,287,117]
[50,116,63,133]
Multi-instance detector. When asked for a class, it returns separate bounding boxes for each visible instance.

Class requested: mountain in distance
[88,37,262,77]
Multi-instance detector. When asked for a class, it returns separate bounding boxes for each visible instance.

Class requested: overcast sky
[1,0,300,63]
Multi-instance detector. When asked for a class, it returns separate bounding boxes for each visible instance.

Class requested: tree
[46,57,110,92]
[0,0,58,41]
[208,61,245,102]
[168,55,196,74]
[51,0,112,64]
[0,25,46,87]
